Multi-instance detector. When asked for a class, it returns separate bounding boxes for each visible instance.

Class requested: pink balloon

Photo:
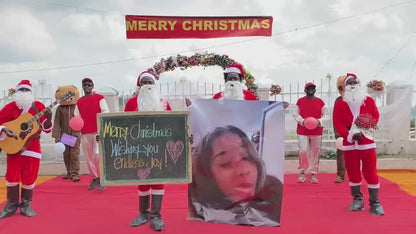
[69,116,84,131]
[304,117,318,130]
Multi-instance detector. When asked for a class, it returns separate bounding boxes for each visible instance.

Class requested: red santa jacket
[77,93,105,134]
[333,96,379,151]
[0,101,52,159]
[124,96,172,112]
[296,96,325,136]
[212,90,257,100]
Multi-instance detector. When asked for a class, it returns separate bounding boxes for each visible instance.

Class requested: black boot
[149,195,164,231]
[20,188,36,217]
[88,178,99,190]
[348,185,364,211]
[0,185,20,219]
[97,178,106,191]
[369,188,385,216]
[130,195,150,227]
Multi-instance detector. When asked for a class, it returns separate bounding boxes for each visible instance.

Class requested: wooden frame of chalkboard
[97,111,192,186]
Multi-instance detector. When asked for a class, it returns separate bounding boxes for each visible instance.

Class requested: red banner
[125,15,273,39]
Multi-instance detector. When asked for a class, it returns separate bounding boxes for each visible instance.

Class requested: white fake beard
[138,85,163,111]
[343,84,367,105]
[13,91,34,109]
[223,81,244,100]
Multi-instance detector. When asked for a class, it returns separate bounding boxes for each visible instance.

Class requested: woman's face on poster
[210,132,258,203]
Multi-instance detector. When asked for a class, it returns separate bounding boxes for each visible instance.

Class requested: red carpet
[1,174,415,234]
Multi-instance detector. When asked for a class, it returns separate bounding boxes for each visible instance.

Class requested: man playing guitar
[0,80,53,219]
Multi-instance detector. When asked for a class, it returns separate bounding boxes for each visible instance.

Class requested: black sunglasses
[82,83,93,87]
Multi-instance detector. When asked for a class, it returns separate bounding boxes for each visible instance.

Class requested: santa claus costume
[212,64,257,100]
[125,71,171,231]
[333,73,384,216]
[0,80,53,219]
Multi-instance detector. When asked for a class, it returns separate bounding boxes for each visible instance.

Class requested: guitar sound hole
[21,123,29,131]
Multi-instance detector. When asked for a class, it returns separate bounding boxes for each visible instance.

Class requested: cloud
[0,7,55,61]
[0,0,415,100]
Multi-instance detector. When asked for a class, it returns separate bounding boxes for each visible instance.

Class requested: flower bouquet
[366,79,385,98]
[270,84,282,96]
[351,113,377,140]
[8,88,15,97]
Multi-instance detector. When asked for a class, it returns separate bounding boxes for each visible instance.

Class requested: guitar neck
[25,91,74,125]
[28,101,58,125]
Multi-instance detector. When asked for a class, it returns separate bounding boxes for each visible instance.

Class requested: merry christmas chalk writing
[102,120,172,141]
[97,112,190,185]
[113,155,163,170]
[110,139,159,158]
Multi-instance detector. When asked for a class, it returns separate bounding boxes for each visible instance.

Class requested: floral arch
[144,52,259,98]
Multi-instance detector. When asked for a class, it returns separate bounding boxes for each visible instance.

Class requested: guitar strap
[31,102,41,140]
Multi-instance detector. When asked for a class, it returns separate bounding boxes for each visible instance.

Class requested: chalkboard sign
[97,111,191,186]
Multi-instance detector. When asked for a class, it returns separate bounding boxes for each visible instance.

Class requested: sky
[0,0,415,99]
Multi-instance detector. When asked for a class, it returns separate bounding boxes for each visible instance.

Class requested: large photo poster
[188,99,285,226]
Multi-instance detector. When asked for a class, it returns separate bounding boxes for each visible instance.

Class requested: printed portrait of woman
[188,125,283,226]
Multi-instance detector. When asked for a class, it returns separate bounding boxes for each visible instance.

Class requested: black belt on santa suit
[33,135,41,140]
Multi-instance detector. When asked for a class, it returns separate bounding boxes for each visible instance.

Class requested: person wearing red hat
[212,64,257,100]
[77,78,109,190]
[292,82,328,183]
[0,80,53,218]
[124,71,171,112]
[125,71,171,231]
[333,73,384,216]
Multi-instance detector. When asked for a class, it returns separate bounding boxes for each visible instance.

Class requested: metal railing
[1,80,414,141]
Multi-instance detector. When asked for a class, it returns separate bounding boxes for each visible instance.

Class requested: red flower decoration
[367,80,385,92]
[270,84,282,96]
[8,88,15,97]
[354,113,377,129]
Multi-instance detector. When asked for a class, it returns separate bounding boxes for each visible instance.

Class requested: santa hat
[82,78,94,84]
[305,82,316,89]
[337,75,347,94]
[16,80,33,92]
[225,64,245,79]
[137,71,156,86]
[344,73,357,85]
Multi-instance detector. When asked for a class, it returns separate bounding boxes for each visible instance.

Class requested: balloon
[54,142,66,155]
[304,117,318,130]
[335,137,344,150]
[70,116,84,131]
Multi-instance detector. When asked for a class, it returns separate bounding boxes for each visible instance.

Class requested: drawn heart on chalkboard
[137,168,151,180]
[166,140,184,164]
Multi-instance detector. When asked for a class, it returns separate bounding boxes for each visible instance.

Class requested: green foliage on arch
[145,52,258,98]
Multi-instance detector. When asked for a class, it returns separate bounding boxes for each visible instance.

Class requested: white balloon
[54,142,66,154]
[335,137,343,150]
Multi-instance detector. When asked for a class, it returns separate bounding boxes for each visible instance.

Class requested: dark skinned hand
[283,102,289,109]
[96,134,101,142]
[352,133,362,141]
[189,134,194,144]
[44,108,52,120]
[1,128,17,139]
[43,108,53,130]
[185,98,192,107]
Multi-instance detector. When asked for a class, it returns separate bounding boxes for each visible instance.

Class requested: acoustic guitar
[0,91,74,154]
